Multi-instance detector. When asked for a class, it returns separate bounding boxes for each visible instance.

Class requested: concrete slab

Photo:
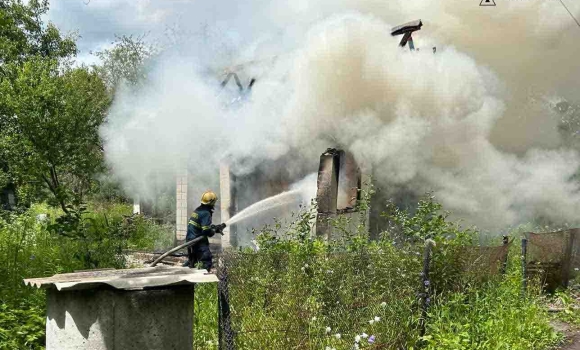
[24,267,217,349]
[24,266,218,291]
[46,286,195,350]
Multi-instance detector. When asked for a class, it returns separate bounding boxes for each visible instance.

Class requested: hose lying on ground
[149,236,205,267]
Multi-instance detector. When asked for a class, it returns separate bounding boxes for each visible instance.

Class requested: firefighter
[184,191,226,270]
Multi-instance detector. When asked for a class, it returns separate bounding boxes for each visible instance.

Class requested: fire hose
[149,223,226,267]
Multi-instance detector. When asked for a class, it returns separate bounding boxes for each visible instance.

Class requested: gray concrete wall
[315,149,372,241]
[315,149,340,239]
[220,163,236,249]
[337,151,361,210]
[46,286,195,350]
[176,171,189,242]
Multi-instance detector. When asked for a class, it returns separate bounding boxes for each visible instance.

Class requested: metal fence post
[562,230,575,289]
[419,239,434,339]
[501,235,509,275]
[218,257,235,350]
[521,237,528,297]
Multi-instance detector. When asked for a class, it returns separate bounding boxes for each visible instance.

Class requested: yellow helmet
[200,191,218,206]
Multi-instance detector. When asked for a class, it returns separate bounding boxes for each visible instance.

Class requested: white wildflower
[374,316,381,322]
[325,326,331,334]
[380,302,387,307]
[335,333,341,339]
[355,335,361,342]
[369,320,375,325]
[361,333,368,338]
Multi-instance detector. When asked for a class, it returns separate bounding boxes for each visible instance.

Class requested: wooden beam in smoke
[391,19,423,49]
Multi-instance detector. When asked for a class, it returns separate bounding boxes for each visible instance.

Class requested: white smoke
[100,0,580,231]
[291,173,319,205]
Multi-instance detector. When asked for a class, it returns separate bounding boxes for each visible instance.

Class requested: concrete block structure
[45,287,194,350]
[220,162,236,249]
[168,29,434,247]
[132,198,141,215]
[0,183,16,211]
[173,147,370,249]
[168,66,378,248]
[171,144,371,247]
[24,267,218,350]
[176,170,189,242]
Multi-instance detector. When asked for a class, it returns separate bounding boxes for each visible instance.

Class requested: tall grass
[0,202,172,349]
[189,193,561,350]
[0,195,564,350]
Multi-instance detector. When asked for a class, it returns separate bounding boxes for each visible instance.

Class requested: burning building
[164,20,428,249]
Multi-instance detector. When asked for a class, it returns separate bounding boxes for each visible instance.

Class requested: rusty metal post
[501,235,509,274]
[521,237,528,297]
[562,230,575,288]
[419,239,434,339]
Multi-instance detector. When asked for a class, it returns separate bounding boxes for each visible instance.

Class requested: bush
[218,247,423,349]
[0,194,563,350]
[0,300,45,350]
[197,193,560,350]
[422,274,559,349]
[0,202,172,349]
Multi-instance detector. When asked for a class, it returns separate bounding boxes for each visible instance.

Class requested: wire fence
[524,228,580,292]
[210,239,512,350]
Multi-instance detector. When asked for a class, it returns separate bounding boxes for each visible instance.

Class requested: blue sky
[46,0,255,64]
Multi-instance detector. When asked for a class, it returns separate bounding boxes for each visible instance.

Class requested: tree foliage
[0,59,110,211]
[94,34,157,92]
[0,0,111,212]
[0,0,76,66]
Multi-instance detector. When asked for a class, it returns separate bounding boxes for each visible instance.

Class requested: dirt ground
[552,320,580,350]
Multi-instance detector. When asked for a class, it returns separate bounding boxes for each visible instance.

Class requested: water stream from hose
[225,189,303,226]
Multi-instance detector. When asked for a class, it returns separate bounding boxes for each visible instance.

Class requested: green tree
[0,0,76,65]
[0,59,110,212]
[94,34,157,92]
[557,100,580,148]
[1,0,78,207]
[0,0,111,212]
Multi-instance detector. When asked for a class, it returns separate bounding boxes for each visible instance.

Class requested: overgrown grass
[189,193,561,349]
[0,202,172,349]
[194,283,219,348]
[0,195,566,350]
[423,258,560,349]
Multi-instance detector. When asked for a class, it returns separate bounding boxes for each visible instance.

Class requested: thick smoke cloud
[100,0,580,231]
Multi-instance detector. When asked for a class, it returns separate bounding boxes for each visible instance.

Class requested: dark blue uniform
[186,204,216,270]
